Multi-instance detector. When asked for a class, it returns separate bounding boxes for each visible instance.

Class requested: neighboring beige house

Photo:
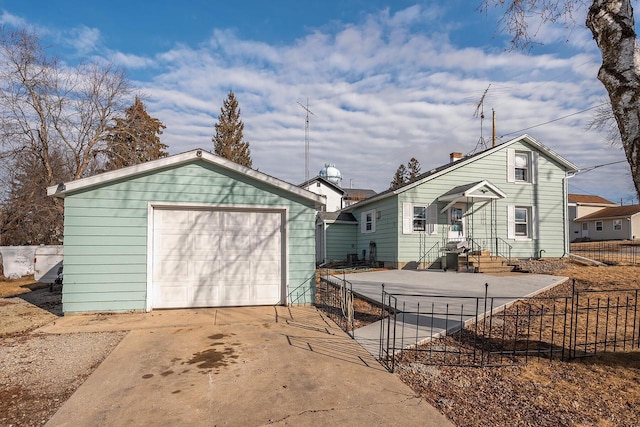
[574,205,640,241]
[568,194,618,241]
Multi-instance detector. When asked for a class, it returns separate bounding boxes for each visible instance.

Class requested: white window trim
[595,221,603,232]
[402,202,437,235]
[507,149,538,184]
[361,209,376,233]
[507,205,538,240]
[613,219,622,231]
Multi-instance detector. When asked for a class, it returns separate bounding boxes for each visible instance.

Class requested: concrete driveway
[39,306,452,427]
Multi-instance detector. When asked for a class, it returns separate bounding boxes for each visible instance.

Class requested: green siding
[325,222,358,261]
[339,140,571,267]
[350,196,399,266]
[61,161,317,313]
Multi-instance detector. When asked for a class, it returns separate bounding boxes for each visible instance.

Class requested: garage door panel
[153,208,283,309]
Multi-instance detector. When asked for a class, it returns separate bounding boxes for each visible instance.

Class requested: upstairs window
[514,152,529,182]
[507,149,538,184]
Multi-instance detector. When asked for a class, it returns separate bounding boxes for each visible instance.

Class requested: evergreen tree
[213,91,253,168]
[103,97,168,171]
[390,157,422,189]
[407,157,422,180]
[389,164,408,189]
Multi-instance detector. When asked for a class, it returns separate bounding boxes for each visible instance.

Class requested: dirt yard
[0,277,125,427]
[396,260,640,427]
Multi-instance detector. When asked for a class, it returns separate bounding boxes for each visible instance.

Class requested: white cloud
[132,4,631,203]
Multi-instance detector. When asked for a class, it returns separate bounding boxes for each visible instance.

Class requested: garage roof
[47,149,326,207]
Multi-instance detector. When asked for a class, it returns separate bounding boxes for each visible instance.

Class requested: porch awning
[438,180,506,213]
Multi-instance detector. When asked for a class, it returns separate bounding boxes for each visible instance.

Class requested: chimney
[450,152,462,163]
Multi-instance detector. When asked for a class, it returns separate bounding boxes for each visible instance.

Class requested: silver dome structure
[319,163,342,186]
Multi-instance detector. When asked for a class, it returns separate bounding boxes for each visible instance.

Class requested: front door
[448,206,465,241]
[581,222,589,238]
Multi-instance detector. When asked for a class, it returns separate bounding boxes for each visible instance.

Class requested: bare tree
[0,27,132,244]
[390,164,408,189]
[480,0,640,200]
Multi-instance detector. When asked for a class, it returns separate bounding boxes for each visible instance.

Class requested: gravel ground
[0,331,125,427]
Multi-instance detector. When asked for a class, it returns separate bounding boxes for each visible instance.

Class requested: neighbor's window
[361,209,376,233]
[413,206,426,232]
[515,207,529,237]
[613,219,622,231]
[514,152,530,182]
[596,221,603,231]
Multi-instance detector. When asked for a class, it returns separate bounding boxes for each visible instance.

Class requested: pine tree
[104,97,168,171]
[389,164,408,189]
[407,157,422,180]
[389,157,422,189]
[213,91,253,168]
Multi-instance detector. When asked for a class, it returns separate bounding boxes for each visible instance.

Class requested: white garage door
[152,208,283,308]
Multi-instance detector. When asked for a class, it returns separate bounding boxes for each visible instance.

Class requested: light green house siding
[61,161,318,313]
[350,196,398,267]
[396,140,569,264]
[325,222,358,262]
[334,136,575,269]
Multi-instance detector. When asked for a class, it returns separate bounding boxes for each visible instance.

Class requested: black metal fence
[315,272,355,336]
[571,240,640,266]
[380,281,640,372]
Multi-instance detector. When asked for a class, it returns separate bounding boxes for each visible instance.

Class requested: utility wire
[499,103,607,138]
[575,159,627,174]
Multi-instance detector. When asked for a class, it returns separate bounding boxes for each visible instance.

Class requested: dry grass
[0,275,45,298]
[397,262,640,427]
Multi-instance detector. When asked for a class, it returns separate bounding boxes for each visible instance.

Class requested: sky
[0,0,637,204]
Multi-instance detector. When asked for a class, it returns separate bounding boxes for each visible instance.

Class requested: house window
[514,207,529,237]
[361,209,376,233]
[595,221,603,231]
[508,205,537,240]
[514,152,529,182]
[413,206,426,232]
[614,220,622,231]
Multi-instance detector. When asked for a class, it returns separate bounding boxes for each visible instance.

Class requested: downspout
[563,171,577,257]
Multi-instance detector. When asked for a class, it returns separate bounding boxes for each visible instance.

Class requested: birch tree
[481,0,640,200]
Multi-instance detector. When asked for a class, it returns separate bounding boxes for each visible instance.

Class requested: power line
[575,159,627,175]
[499,103,607,138]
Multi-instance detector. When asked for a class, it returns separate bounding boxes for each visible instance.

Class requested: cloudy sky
[1,0,636,204]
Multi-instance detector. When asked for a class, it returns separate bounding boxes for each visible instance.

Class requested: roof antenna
[298,98,316,182]
[472,84,491,153]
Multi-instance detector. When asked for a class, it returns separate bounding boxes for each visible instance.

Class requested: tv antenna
[298,98,316,182]
[471,84,497,153]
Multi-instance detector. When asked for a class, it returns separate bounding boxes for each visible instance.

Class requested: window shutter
[402,203,413,234]
[532,205,539,239]
[507,205,515,239]
[360,212,367,233]
[531,152,539,184]
[371,211,376,233]
[507,149,515,183]
[428,203,438,235]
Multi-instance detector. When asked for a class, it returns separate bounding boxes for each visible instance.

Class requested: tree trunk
[586,0,640,201]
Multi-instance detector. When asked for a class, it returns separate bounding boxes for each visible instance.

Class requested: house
[300,172,376,212]
[300,176,345,212]
[568,194,618,241]
[47,149,325,313]
[574,205,640,241]
[318,134,578,270]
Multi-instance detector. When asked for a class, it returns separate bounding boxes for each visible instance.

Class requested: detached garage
[48,149,325,313]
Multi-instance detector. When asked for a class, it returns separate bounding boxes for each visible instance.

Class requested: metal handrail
[494,237,513,264]
[417,241,440,269]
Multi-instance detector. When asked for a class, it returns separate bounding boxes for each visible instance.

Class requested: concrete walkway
[325,270,567,358]
[40,306,453,427]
